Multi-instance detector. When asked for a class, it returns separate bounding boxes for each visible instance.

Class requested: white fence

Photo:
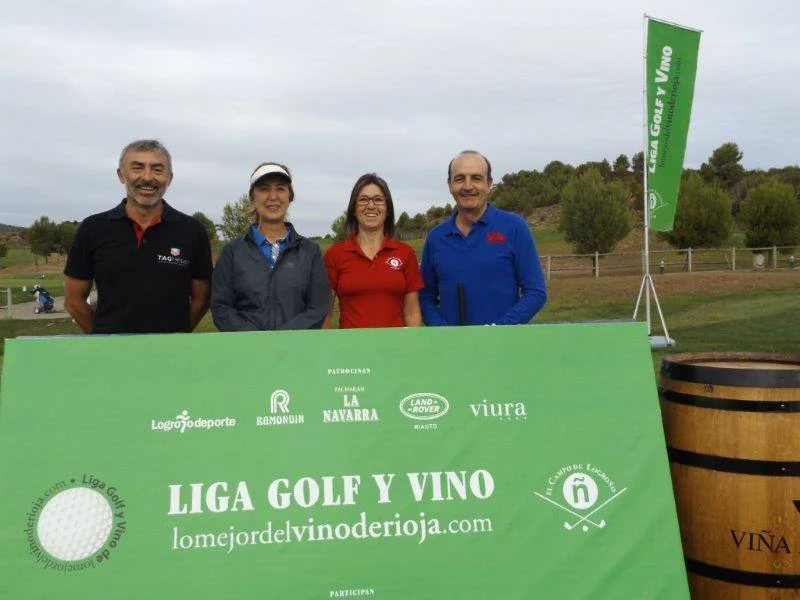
[541,245,800,279]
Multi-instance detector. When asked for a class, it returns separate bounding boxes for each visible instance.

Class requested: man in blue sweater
[419,150,547,326]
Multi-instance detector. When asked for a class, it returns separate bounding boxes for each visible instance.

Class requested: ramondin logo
[399,393,449,430]
[534,463,628,533]
[151,409,236,433]
[25,475,127,571]
[257,389,305,426]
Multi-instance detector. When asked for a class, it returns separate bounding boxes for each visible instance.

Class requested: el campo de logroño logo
[534,463,628,533]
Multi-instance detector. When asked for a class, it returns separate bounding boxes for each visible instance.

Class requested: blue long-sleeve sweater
[419,204,547,326]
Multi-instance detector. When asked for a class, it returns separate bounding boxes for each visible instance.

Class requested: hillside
[0,223,23,234]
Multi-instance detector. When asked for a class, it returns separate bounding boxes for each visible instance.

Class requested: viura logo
[534,463,628,533]
[470,399,527,421]
[399,393,449,430]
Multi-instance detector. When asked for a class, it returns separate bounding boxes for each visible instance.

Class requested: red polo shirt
[324,235,424,328]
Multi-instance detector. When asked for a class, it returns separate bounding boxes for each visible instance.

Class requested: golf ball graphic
[37,487,113,561]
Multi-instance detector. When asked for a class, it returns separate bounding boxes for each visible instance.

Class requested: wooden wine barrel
[660,352,800,600]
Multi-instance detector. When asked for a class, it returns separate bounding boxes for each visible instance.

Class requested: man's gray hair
[447,150,492,181]
[119,139,172,171]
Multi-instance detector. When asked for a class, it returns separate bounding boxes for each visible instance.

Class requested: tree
[0,237,7,259]
[700,142,745,188]
[330,211,348,241]
[410,213,426,230]
[729,170,767,216]
[740,178,800,248]
[631,152,644,176]
[575,159,612,180]
[53,221,78,255]
[769,166,800,192]
[660,174,733,248]
[26,216,58,261]
[192,211,218,242]
[493,188,531,215]
[613,154,631,176]
[559,168,633,254]
[396,211,411,230]
[219,194,251,240]
[543,161,574,189]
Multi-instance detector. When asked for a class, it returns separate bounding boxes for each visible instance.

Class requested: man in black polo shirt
[64,139,213,334]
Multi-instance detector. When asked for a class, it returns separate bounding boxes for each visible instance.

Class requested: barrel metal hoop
[667,447,800,476]
[686,556,800,588]
[660,389,800,412]
[661,361,800,388]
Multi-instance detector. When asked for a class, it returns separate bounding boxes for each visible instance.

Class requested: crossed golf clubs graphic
[534,487,628,532]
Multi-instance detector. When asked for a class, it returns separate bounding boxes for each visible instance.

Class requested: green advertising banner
[0,324,689,599]
[646,17,701,232]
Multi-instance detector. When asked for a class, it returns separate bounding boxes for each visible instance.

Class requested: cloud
[1,0,799,235]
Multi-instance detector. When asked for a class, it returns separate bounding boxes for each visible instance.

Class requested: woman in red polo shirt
[323,173,423,328]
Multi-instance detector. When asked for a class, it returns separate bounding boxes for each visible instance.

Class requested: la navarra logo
[534,463,628,533]
[25,475,128,572]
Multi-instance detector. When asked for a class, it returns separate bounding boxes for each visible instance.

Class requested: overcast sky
[1,1,798,236]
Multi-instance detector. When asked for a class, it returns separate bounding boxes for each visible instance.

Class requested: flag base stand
[649,335,676,349]
[633,273,676,349]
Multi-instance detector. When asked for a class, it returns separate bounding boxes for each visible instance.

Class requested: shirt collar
[249,223,292,246]
[108,199,179,222]
[344,234,398,254]
[444,203,496,235]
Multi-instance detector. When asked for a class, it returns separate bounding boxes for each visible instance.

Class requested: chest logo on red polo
[386,257,403,270]
[486,231,507,244]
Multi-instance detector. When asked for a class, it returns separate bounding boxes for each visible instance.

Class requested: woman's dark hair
[346,173,395,237]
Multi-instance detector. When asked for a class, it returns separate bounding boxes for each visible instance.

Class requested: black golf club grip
[457,283,466,326]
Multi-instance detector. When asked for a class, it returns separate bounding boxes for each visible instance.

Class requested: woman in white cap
[211,162,330,331]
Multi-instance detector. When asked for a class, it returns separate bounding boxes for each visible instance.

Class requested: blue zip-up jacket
[419,204,547,325]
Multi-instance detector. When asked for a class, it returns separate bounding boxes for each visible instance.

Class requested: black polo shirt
[65,200,213,334]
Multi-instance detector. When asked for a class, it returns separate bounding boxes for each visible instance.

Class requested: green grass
[0,318,81,376]
[0,247,37,268]
[2,234,797,383]
[538,286,799,371]
[0,274,64,289]
[3,281,798,381]
[0,275,66,307]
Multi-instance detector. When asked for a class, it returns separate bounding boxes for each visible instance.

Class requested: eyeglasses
[356,195,386,206]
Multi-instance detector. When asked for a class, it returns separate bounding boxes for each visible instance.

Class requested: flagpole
[642,13,651,334]
[633,14,672,346]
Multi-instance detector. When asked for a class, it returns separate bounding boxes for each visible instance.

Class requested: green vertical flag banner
[0,325,689,599]
[646,17,701,232]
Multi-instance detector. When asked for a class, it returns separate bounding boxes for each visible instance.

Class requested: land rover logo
[399,393,449,421]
